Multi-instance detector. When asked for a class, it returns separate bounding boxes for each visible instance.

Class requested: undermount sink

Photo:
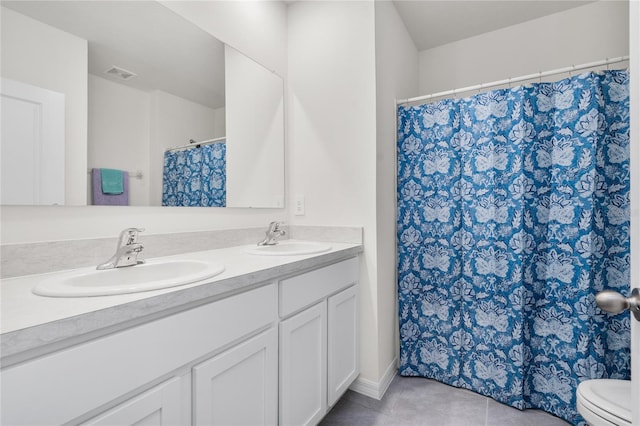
[245,241,332,256]
[32,259,225,297]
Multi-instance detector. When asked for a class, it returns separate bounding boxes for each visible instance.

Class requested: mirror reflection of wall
[225,45,284,208]
[0,0,284,208]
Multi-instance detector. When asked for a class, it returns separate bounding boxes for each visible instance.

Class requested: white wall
[288,0,379,381]
[1,6,88,205]
[374,0,418,384]
[88,75,150,206]
[225,45,285,208]
[418,1,629,95]
[148,90,221,206]
[1,1,288,244]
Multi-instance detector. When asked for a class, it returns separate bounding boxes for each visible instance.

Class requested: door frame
[629,2,638,424]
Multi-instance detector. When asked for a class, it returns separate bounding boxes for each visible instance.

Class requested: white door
[327,285,359,407]
[630,2,639,424]
[82,377,182,426]
[280,302,327,426]
[193,328,278,426]
[1,78,65,205]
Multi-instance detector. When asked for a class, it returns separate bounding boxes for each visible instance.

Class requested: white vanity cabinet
[1,283,278,425]
[279,257,360,425]
[86,325,280,426]
[1,250,362,426]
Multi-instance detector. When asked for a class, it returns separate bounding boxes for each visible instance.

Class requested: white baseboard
[349,357,397,400]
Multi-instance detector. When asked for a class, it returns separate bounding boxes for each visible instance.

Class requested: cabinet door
[83,377,182,426]
[279,302,327,426]
[327,285,359,406]
[193,328,277,426]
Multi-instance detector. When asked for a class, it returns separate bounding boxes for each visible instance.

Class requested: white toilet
[576,379,632,426]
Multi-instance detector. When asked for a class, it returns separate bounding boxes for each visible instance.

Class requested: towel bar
[87,169,143,179]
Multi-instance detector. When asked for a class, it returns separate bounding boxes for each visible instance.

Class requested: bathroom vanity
[0,241,362,425]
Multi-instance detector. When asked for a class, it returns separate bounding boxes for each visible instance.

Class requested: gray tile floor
[320,376,572,426]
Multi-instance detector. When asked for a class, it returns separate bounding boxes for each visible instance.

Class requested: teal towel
[100,168,124,194]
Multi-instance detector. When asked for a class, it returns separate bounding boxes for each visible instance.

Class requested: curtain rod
[397,55,630,106]
[166,136,226,153]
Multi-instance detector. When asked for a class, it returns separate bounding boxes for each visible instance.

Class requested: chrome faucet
[97,228,145,270]
[258,221,286,246]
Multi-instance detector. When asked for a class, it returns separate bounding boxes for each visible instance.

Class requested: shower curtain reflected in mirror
[396,70,630,424]
[162,142,226,207]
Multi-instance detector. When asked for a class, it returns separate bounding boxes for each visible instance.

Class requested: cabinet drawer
[82,377,183,426]
[0,283,277,426]
[279,257,358,318]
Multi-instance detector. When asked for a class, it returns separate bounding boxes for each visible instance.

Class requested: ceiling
[392,0,594,51]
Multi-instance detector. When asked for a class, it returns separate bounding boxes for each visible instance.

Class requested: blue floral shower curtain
[162,142,226,207]
[396,70,630,424]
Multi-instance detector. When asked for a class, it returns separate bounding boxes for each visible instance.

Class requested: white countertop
[1,240,362,364]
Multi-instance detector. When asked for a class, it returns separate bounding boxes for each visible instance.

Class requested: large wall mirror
[0,0,284,208]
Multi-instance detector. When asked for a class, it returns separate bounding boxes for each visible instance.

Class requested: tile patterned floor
[320,376,572,426]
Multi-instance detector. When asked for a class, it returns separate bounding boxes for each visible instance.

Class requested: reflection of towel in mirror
[100,168,124,194]
[92,168,129,205]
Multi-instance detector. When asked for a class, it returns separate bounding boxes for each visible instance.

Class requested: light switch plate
[294,196,305,216]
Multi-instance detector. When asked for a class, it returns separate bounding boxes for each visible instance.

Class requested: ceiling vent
[104,66,137,81]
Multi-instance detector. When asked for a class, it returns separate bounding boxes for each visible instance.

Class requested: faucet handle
[258,222,285,246]
[270,222,286,237]
[118,227,145,246]
[98,228,145,270]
